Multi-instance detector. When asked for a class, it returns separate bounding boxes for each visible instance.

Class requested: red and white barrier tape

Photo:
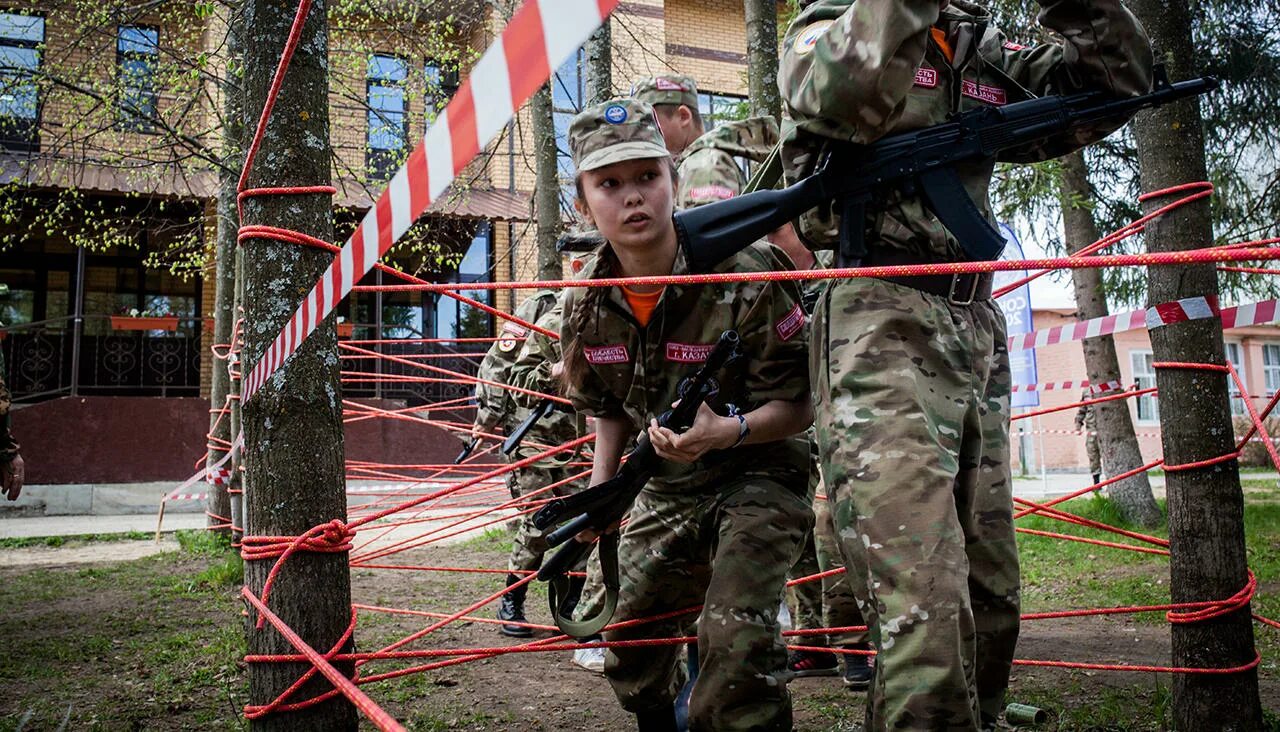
[243,0,619,401]
[1011,379,1124,395]
[1010,297,1280,352]
[166,434,244,502]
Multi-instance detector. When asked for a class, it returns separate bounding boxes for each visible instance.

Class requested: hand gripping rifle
[530,330,743,638]
[501,398,561,455]
[674,67,1219,272]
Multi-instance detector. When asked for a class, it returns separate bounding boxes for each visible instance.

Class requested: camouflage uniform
[676,116,779,209]
[790,252,866,651]
[505,299,591,575]
[1075,394,1101,476]
[471,289,560,442]
[563,96,814,732]
[0,350,17,465]
[778,1,1153,728]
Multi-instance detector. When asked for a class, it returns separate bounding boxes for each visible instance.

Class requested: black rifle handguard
[453,438,479,465]
[675,66,1219,273]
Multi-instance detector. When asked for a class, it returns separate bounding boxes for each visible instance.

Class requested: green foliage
[174,528,233,555]
[985,0,1280,308]
[0,530,150,549]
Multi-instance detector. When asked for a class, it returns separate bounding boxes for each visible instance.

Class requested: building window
[697,91,747,130]
[1225,342,1247,417]
[1263,344,1280,397]
[117,25,159,132]
[0,12,44,150]
[434,224,492,339]
[424,59,458,123]
[1132,350,1158,424]
[367,54,409,180]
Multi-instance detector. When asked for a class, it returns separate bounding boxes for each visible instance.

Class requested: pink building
[1010,308,1280,473]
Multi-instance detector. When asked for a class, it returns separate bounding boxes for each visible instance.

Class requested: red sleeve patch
[914,67,939,89]
[1003,41,1027,51]
[584,344,630,365]
[775,303,805,342]
[665,342,715,363]
[688,184,737,201]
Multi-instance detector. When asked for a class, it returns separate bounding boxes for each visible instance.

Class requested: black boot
[557,574,587,619]
[1093,472,1102,485]
[635,704,679,732]
[497,573,533,638]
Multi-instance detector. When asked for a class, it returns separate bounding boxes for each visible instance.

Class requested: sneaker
[788,648,838,677]
[842,649,873,690]
[572,645,606,673]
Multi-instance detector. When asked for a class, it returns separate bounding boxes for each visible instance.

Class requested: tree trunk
[240,1,356,729]
[1059,151,1162,527]
[743,0,780,119]
[1128,0,1264,727]
[207,3,244,536]
[230,245,245,546]
[531,84,562,281]
[584,21,612,107]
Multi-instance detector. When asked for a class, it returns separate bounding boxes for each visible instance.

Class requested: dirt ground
[0,536,1275,731]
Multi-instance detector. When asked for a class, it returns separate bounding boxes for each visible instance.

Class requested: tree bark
[207,2,244,536]
[584,21,612,107]
[1059,151,1162,527]
[1128,0,1263,727]
[240,1,356,729]
[743,0,781,119]
[531,84,562,281]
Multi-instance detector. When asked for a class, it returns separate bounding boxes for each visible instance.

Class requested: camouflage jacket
[778,0,1154,258]
[1075,393,1096,430]
[561,242,810,491]
[472,289,559,435]
[507,296,589,464]
[676,116,779,209]
[0,350,15,463]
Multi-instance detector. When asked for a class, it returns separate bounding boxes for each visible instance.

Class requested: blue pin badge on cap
[604,104,629,124]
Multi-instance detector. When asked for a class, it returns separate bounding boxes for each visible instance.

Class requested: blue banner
[994,224,1039,408]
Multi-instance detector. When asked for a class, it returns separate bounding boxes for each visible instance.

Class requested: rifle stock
[675,67,1219,273]
[453,438,479,465]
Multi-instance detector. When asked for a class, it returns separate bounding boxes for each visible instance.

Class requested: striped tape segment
[1010,379,1124,395]
[1010,298,1280,352]
[243,0,619,400]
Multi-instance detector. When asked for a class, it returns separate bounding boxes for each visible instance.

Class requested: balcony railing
[1,315,203,401]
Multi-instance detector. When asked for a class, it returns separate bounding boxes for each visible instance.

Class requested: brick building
[1011,308,1280,474]
[0,1,779,483]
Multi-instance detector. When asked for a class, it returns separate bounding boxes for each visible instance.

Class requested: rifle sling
[546,532,620,639]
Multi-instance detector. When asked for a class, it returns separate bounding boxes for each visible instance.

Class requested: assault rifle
[531,330,743,637]
[501,398,561,455]
[674,67,1218,272]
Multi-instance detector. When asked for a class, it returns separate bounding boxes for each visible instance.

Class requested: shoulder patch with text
[500,323,529,338]
[775,303,805,342]
[688,185,736,202]
[1003,41,1027,51]
[914,67,939,89]
[584,344,630,365]
[961,80,1007,106]
[665,342,716,363]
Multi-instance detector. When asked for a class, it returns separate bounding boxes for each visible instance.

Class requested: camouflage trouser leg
[603,477,812,732]
[812,278,1020,731]
[1086,434,1101,475]
[507,466,588,573]
[813,484,867,646]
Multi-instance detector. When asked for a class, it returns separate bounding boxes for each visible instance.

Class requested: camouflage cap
[569,98,671,172]
[630,74,699,109]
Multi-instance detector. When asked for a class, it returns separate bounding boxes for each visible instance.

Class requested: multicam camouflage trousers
[506,465,589,574]
[811,277,1020,731]
[789,441,867,647]
[604,476,813,732]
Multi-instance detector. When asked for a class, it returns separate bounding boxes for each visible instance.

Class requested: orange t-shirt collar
[620,285,665,327]
[931,27,955,64]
